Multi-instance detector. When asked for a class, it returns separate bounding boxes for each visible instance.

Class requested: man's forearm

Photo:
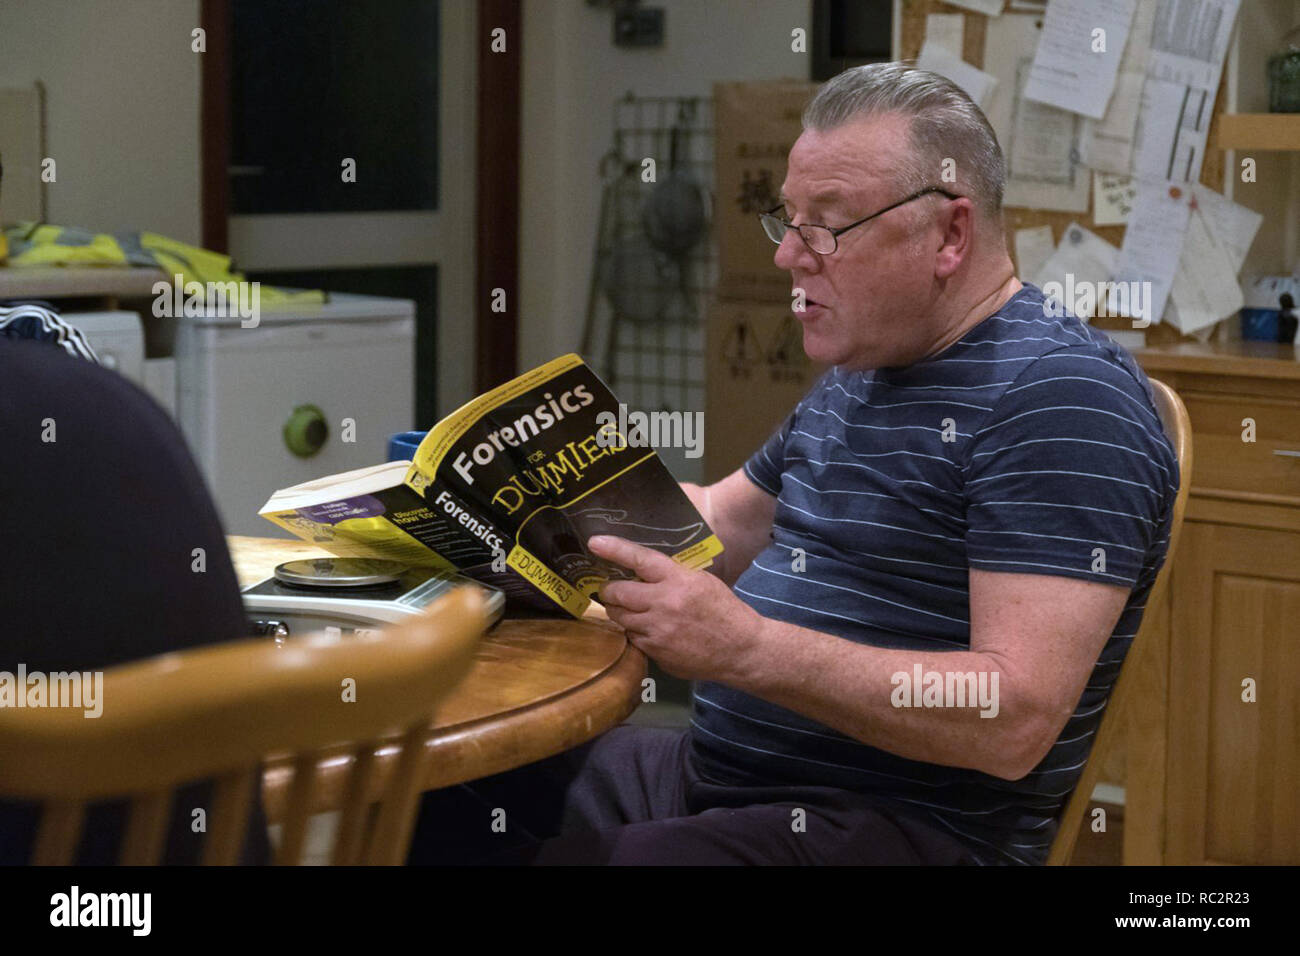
[724,616,1045,780]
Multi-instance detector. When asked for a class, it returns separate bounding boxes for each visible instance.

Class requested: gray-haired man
[411,63,1178,866]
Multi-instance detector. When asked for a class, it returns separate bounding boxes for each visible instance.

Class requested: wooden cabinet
[1166,521,1300,864]
[1120,343,1300,865]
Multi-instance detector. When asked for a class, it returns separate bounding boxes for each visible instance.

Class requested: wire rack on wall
[581,93,715,423]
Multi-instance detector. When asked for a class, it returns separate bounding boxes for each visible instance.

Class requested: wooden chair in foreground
[1046,378,1192,865]
[0,587,488,866]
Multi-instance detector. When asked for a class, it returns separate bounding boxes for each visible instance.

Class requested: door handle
[1273,449,1300,458]
[229,165,265,177]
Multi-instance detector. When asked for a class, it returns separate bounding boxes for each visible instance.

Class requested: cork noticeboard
[899,0,1227,345]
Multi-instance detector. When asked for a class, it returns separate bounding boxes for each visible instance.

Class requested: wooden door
[1166,519,1300,865]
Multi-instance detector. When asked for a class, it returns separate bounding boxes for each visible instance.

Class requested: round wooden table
[228,536,646,819]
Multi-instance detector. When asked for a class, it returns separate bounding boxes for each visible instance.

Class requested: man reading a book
[409,63,1178,866]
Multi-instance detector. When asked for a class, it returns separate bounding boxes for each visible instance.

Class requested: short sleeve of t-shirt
[742,411,794,496]
[964,349,1176,588]
[741,370,833,496]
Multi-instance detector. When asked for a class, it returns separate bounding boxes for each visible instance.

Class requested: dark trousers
[407,725,977,865]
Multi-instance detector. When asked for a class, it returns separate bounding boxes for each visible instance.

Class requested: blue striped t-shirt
[689,282,1179,865]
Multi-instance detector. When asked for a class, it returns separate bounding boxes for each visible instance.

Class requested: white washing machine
[175,293,416,536]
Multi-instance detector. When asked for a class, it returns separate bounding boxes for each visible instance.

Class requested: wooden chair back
[0,587,488,865]
[1046,377,1192,865]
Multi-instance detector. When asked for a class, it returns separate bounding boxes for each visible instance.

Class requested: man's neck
[925,261,1022,358]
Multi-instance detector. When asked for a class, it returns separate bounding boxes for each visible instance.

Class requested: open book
[259,353,722,618]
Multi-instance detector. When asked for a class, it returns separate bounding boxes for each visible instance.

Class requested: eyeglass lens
[761,215,834,254]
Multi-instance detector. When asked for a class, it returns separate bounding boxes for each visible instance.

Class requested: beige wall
[0,0,202,243]
[518,0,810,371]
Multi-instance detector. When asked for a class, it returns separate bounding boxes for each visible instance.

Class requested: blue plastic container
[387,430,428,462]
[1240,309,1280,342]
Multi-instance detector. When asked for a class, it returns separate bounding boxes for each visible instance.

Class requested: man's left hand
[587,534,763,682]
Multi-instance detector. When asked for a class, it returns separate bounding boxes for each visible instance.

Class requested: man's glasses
[759,186,963,256]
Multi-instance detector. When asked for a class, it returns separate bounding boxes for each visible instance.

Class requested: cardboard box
[704,297,826,483]
[713,81,819,303]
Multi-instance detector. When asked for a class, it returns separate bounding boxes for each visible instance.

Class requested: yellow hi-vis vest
[1,223,325,306]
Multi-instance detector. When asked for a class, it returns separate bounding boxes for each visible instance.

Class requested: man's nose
[773,229,819,273]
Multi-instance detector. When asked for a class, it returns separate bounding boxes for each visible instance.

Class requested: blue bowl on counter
[387,430,428,462]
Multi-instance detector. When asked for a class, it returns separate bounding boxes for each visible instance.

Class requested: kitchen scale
[242,557,505,639]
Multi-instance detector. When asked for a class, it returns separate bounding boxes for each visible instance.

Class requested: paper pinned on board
[1035,222,1159,326]
[916,41,997,110]
[983,14,1090,213]
[1165,183,1262,338]
[944,0,1005,17]
[1131,77,1213,184]
[1078,0,1158,176]
[1079,73,1145,175]
[1190,184,1263,273]
[1022,0,1137,120]
[1033,222,1120,312]
[925,13,966,55]
[1126,0,1240,184]
[1014,225,1056,280]
[1093,173,1137,225]
[1148,0,1240,94]
[1168,207,1245,335]
[1111,178,1194,325]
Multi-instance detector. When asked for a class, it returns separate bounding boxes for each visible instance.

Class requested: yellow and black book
[260,354,721,618]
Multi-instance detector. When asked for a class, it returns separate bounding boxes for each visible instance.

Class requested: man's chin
[803,332,890,372]
[801,327,840,366]
[802,328,860,370]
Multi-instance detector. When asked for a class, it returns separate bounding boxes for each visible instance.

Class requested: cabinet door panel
[1168,521,1300,865]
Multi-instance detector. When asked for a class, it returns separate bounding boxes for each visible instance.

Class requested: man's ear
[934,197,974,280]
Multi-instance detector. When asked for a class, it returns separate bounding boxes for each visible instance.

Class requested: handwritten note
[1093,173,1136,225]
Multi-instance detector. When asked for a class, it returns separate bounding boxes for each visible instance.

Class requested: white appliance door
[179,311,414,536]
